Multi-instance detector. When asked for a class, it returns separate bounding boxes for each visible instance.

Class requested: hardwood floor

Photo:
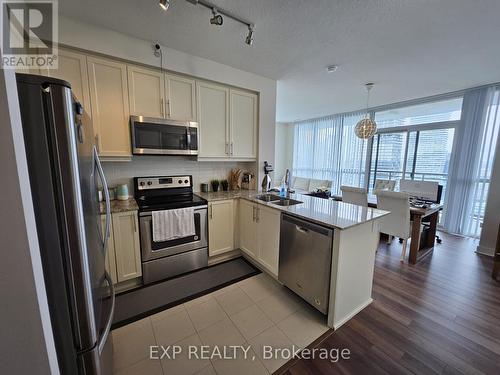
[277,232,500,375]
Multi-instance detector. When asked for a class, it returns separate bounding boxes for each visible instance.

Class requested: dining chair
[340,185,368,206]
[374,179,396,191]
[375,190,413,261]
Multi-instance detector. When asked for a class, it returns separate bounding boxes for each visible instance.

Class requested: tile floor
[111,273,330,375]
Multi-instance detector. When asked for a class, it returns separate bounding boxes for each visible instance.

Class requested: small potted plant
[220,179,229,191]
[210,180,220,192]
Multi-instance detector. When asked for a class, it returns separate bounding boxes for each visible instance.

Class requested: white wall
[0,62,58,374]
[478,147,500,256]
[274,122,294,182]
[59,16,277,189]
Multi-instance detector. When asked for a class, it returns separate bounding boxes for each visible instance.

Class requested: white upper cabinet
[45,50,92,115]
[197,82,258,161]
[165,74,197,121]
[127,65,165,118]
[87,56,131,159]
[230,89,258,159]
[197,81,230,158]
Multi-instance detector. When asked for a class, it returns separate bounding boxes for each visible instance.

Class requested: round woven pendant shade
[354,118,377,139]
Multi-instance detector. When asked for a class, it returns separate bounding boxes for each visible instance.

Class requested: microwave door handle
[186,127,191,150]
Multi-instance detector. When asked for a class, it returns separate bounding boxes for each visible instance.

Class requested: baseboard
[333,298,373,330]
[208,249,242,265]
[475,245,495,257]
[239,251,280,281]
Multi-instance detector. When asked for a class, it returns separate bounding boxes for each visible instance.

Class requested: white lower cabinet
[239,199,258,258]
[239,200,281,277]
[208,200,235,256]
[256,205,281,276]
[101,210,142,285]
[101,215,117,284]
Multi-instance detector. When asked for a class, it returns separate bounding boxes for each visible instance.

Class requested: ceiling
[60,0,500,122]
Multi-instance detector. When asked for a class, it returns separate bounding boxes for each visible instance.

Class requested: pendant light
[354,83,377,139]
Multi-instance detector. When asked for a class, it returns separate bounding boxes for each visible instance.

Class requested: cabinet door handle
[166,99,171,117]
[160,98,164,117]
[210,205,213,219]
[252,206,255,222]
[230,142,234,155]
[225,142,229,155]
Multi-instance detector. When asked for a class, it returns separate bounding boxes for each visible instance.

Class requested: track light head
[210,8,223,26]
[159,0,170,11]
[245,26,254,45]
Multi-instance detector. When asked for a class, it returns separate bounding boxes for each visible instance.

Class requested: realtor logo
[1,0,58,69]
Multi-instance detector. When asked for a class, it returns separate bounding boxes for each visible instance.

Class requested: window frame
[365,119,460,191]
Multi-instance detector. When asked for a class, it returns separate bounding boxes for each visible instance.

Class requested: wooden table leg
[409,215,422,264]
[426,211,438,248]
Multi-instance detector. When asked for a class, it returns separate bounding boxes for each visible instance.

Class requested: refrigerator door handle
[93,146,111,256]
[98,271,115,355]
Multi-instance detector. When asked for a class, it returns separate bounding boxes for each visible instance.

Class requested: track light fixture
[245,26,254,45]
[158,0,170,11]
[183,0,255,46]
[209,8,223,26]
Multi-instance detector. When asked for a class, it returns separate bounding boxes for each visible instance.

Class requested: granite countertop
[196,190,389,230]
[196,190,258,202]
[99,198,138,215]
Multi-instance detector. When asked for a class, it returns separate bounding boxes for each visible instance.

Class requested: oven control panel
[136,175,192,190]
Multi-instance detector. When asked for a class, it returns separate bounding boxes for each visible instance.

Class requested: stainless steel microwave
[131,116,199,156]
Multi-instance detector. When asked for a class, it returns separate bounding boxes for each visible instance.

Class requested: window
[465,89,500,237]
[291,87,499,240]
[370,132,407,189]
[292,112,367,195]
[375,98,463,129]
[369,128,455,204]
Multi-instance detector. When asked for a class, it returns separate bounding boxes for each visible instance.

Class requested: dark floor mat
[111,257,260,329]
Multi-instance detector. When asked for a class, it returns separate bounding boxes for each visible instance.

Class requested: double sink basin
[255,194,303,207]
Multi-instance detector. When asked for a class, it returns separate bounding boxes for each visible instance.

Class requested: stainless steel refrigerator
[16,74,114,375]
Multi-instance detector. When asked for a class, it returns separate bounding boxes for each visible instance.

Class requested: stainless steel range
[134,175,208,284]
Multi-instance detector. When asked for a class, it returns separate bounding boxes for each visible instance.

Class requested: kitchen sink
[256,194,281,202]
[271,198,303,206]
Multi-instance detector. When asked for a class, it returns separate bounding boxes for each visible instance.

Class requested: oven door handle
[139,205,208,217]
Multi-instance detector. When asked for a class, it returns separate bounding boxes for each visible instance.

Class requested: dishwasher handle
[282,214,333,237]
[295,225,309,234]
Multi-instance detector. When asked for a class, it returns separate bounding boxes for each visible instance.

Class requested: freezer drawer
[278,214,333,314]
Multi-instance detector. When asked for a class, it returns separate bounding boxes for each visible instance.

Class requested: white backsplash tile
[102,155,255,194]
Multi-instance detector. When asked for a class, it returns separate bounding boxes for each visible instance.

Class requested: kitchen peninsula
[197,190,389,329]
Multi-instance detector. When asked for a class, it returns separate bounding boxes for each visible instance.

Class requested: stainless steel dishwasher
[278,214,334,314]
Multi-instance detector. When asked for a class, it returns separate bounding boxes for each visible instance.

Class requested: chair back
[309,179,332,191]
[291,177,309,191]
[375,190,411,238]
[374,179,396,191]
[341,185,368,206]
